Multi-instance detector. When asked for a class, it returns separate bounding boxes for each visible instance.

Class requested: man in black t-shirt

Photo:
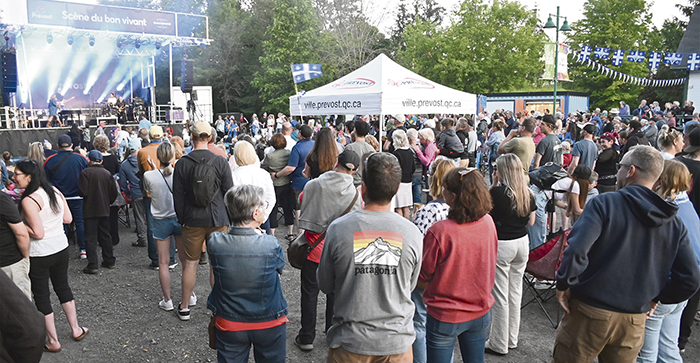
[533,115,563,168]
[0,192,31,299]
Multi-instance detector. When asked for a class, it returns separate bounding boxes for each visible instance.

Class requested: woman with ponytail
[13,159,89,352]
[657,125,684,160]
[486,154,536,356]
[418,167,498,362]
[142,141,186,311]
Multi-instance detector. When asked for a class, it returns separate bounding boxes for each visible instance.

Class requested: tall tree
[398,0,545,94]
[390,0,445,52]
[638,19,687,104]
[566,0,652,110]
[252,0,327,113]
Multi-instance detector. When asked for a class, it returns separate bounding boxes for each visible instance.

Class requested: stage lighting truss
[135,38,142,49]
[117,36,124,48]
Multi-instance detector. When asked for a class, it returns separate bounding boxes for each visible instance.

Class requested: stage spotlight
[155,40,161,50]
[46,33,53,44]
[117,37,124,48]
[67,34,73,45]
[89,35,95,47]
[135,39,141,49]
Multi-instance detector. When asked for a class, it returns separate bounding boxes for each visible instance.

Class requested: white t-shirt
[29,188,69,257]
[143,169,176,219]
[545,177,580,201]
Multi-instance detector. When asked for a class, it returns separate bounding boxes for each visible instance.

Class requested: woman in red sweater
[419,167,498,363]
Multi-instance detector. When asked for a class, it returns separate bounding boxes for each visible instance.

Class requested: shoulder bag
[287,189,359,269]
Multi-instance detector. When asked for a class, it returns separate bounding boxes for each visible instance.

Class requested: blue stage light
[67,34,73,46]
[135,39,141,49]
[155,40,161,50]
[89,35,95,47]
[117,37,123,48]
[46,33,53,44]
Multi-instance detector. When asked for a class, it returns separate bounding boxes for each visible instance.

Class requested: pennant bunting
[578,46,592,62]
[611,49,625,66]
[627,50,646,63]
[664,52,684,65]
[594,46,610,59]
[688,53,700,71]
[649,52,662,69]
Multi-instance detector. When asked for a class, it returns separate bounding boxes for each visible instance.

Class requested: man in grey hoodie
[120,138,147,247]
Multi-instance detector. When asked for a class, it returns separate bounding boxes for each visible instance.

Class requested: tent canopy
[289,54,477,116]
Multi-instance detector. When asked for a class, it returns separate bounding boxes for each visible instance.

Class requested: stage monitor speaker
[180,59,194,93]
[2,51,18,93]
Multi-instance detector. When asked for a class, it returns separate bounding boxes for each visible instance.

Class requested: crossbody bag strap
[309,189,359,249]
[157,169,173,194]
[51,153,72,174]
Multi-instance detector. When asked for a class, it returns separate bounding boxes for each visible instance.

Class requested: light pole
[544,6,571,115]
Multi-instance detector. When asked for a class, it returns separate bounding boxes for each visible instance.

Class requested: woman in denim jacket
[207,184,288,362]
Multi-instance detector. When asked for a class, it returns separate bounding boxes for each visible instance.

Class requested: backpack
[184,154,219,207]
[529,162,569,190]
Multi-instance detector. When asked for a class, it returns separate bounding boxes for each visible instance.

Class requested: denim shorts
[151,217,182,240]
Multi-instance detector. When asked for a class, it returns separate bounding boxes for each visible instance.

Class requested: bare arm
[9,222,30,258]
[275,165,296,178]
[533,153,543,169]
[21,196,44,240]
[498,130,518,155]
[527,210,536,227]
[61,192,72,224]
[567,156,580,174]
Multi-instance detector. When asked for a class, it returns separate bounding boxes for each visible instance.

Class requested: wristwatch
[274,173,278,178]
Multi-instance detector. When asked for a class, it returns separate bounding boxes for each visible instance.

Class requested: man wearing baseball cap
[44,134,89,258]
[272,124,315,214]
[120,138,148,248]
[383,114,407,153]
[78,150,118,274]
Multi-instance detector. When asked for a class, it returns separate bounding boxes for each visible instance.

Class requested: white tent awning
[289,54,477,116]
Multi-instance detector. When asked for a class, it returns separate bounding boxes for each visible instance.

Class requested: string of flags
[572,50,686,87]
[576,45,700,70]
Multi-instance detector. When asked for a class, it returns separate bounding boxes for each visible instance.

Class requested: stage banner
[26,0,176,36]
[542,42,570,81]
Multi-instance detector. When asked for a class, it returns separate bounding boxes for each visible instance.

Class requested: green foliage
[398,0,545,94]
[638,19,686,104]
[390,0,445,52]
[252,0,327,113]
[566,0,652,110]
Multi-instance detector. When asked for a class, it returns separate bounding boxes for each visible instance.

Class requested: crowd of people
[1,100,700,362]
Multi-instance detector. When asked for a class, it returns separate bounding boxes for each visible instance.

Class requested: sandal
[285,234,295,242]
[73,327,89,341]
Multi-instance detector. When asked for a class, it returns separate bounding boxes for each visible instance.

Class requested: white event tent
[289,53,477,125]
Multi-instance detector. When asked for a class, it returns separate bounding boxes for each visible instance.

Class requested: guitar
[58,97,75,110]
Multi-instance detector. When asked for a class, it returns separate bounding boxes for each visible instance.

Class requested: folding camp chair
[118,203,131,228]
[522,229,570,328]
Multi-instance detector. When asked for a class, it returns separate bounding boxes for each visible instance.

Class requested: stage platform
[0,123,185,158]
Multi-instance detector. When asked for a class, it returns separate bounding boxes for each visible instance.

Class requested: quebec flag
[292,64,323,84]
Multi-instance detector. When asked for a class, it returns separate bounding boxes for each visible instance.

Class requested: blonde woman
[486,154,536,356]
[391,129,415,219]
[365,135,380,152]
[231,141,275,230]
[657,125,684,160]
[27,142,46,165]
[411,158,455,362]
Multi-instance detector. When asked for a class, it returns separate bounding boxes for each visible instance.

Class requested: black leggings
[29,247,74,315]
[270,184,296,229]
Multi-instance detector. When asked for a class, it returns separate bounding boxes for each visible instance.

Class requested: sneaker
[169,262,178,270]
[80,250,87,259]
[100,262,116,269]
[189,293,197,307]
[199,251,208,265]
[159,298,174,311]
[294,336,313,351]
[149,262,159,270]
[177,304,190,321]
[82,267,98,274]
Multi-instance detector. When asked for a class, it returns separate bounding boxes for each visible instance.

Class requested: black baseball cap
[300,125,313,138]
[338,150,360,171]
[58,134,72,148]
[684,128,700,154]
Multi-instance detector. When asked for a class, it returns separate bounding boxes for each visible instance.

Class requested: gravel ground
[38,221,700,363]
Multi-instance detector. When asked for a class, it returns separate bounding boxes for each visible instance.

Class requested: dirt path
[39,222,700,362]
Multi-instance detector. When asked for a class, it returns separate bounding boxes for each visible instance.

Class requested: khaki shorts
[1,258,32,300]
[327,347,412,363]
[180,225,228,261]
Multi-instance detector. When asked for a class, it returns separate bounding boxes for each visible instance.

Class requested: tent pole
[379,113,383,150]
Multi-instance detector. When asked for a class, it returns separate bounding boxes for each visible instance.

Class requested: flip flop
[73,327,89,341]
[44,345,61,353]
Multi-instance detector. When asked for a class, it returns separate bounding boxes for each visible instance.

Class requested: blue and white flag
[291,63,323,84]
[611,49,625,66]
[594,46,610,59]
[577,46,592,62]
[648,52,662,69]
[627,50,646,63]
[664,52,684,66]
[688,53,700,71]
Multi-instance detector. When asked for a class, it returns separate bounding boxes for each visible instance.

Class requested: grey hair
[407,128,419,143]
[392,129,409,149]
[625,145,664,182]
[156,141,175,176]
[225,185,265,226]
[418,128,435,142]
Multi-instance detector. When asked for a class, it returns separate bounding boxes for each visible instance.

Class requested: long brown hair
[443,168,492,223]
[657,159,691,200]
[306,127,338,177]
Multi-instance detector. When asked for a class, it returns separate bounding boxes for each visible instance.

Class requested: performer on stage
[47,94,64,127]
[108,93,117,105]
[115,96,128,124]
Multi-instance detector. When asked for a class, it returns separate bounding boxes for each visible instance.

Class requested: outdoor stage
[0,123,185,157]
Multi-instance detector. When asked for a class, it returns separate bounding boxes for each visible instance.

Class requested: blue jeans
[426,312,490,363]
[526,185,548,250]
[412,288,427,363]
[637,301,687,363]
[412,176,422,205]
[65,199,85,250]
[216,323,286,363]
[144,197,175,265]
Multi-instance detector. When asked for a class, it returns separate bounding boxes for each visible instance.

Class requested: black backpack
[529,162,568,190]
[184,154,219,207]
